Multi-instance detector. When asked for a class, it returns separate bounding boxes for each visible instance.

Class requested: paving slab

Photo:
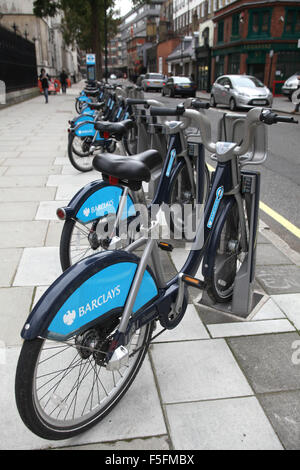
[47,174,99,187]
[150,339,253,404]
[0,202,38,221]
[165,397,283,450]
[251,297,286,321]
[5,166,60,177]
[0,287,34,346]
[61,435,171,451]
[0,220,48,248]
[0,175,47,187]
[227,333,300,394]
[0,352,166,450]
[256,265,300,295]
[14,247,62,286]
[207,319,295,338]
[0,187,56,202]
[258,391,300,450]
[256,244,293,266]
[0,248,23,287]
[45,220,64,246]
[153,304,210,343]
[272,294,300,330]
[35,200,66,220]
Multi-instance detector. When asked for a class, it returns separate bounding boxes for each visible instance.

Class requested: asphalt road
[144,90,300,253]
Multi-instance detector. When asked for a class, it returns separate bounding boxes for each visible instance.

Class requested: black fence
[0,25,37,93]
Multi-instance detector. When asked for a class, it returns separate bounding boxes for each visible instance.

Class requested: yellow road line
[259,201,300,239]
[206,163,300,239]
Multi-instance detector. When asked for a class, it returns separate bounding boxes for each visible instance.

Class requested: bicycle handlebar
[260,109,298,125]
[150,104,185,116]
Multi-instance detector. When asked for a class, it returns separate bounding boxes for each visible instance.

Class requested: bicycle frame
[117,149,257,344]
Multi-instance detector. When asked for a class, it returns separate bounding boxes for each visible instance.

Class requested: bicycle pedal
[182,274,204,290]
[158,242,173,252]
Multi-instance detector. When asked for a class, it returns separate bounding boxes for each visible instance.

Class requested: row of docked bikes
[15,79,297,440]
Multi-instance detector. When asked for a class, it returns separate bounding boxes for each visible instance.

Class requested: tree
[33,0,119,79]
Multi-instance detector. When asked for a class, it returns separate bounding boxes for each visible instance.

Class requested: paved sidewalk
[196,90,297,114]
[0,88,300,450]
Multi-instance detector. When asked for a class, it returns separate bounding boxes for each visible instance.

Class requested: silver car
[142,73,165,92]
[210,75,273,111]
[281,72,300,101]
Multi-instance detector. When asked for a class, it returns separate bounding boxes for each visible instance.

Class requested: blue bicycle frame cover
[76,185,136,222]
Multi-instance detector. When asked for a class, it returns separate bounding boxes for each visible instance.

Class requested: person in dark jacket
[60,70,68,94]
[40,68,49,103]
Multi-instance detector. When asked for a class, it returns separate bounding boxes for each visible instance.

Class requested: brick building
[212,0,300,88]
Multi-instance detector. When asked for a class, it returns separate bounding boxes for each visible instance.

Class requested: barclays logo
[63,310,76,326]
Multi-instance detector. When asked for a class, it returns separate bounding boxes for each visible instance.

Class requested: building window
[284,8,300,36]
[217,21,224,43]
[248,9,271,37]
[231,13,239,37]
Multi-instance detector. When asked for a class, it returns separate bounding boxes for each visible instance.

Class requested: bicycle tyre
[168,161,210,240]
[68,134,93,172]
[206,200,246,303]
[15,321,154,440]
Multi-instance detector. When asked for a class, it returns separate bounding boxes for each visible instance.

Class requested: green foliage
[33,0,119,48]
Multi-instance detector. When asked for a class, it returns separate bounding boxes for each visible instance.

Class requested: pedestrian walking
[291,75,300,114]
[40,68,49,104]
[60,70,68,94]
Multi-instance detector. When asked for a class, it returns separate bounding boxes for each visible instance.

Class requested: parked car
[281,72,300,101]
[109,74,117,80]
[142,73,165,92]
[210,75,273,111]
[162,76,197,98]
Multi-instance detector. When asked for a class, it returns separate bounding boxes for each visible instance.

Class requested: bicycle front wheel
[15,321,153,440]
[68,134,94,172]
[206,200,247,303]
[168,161,210,240]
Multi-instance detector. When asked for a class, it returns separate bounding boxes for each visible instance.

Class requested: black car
[162,76,197,98]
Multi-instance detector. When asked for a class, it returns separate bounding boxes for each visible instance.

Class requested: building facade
[0,0,81,80]
[212,0,300,88]
[118,0,164,77]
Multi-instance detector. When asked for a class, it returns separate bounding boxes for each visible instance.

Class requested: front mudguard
[21,251,159,342]
[58,180,136,224]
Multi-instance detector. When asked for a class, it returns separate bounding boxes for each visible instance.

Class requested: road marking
[259,201,300,239]
[206,163,300,239]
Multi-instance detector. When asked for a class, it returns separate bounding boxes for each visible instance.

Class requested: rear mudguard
[70,114,95,127]
[73,120,103,141]
[60,180,136,223]
[202,196,235,280]
[77,96,92,104]
[21,251,159,342]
